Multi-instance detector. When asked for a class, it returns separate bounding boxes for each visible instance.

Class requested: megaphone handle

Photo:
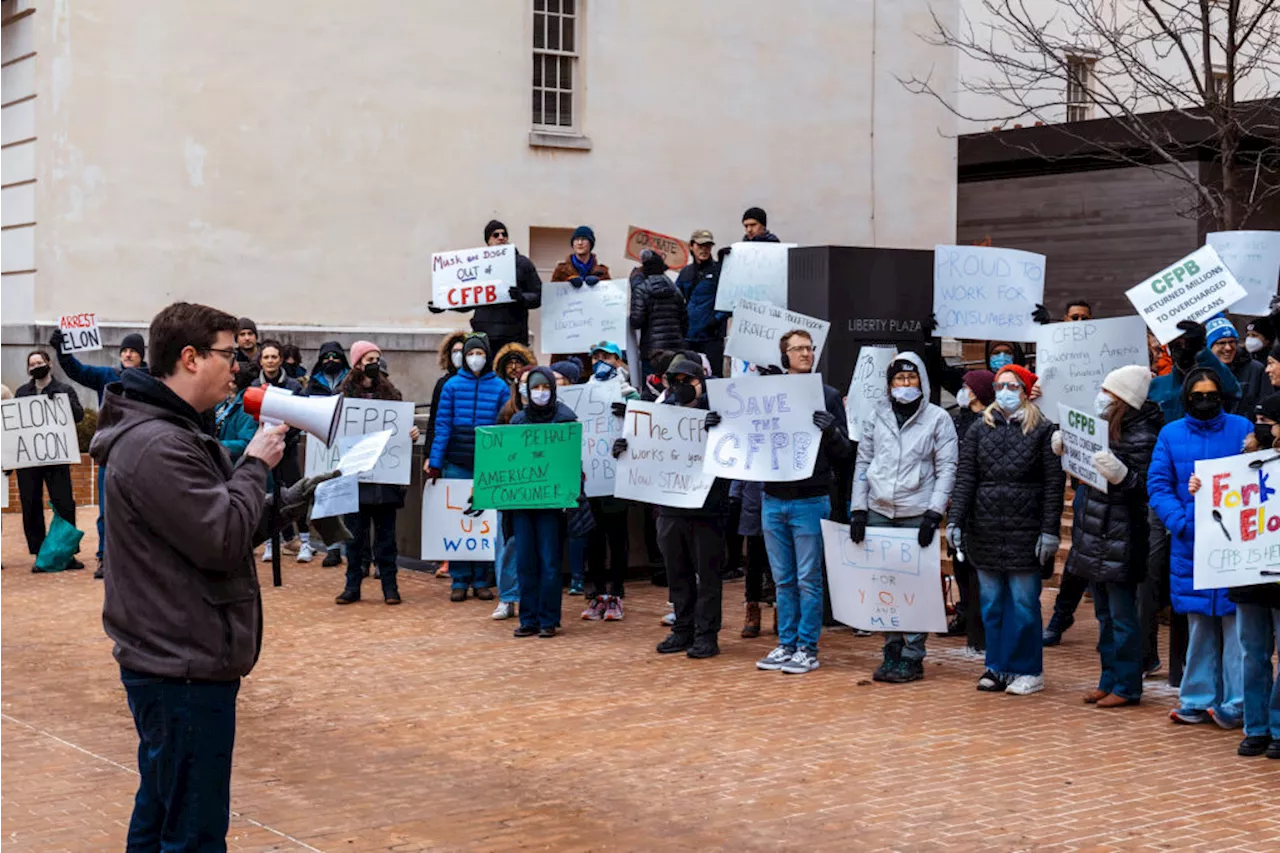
[271,474,283,588]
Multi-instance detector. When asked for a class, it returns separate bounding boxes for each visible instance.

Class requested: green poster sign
[472,422,583,510]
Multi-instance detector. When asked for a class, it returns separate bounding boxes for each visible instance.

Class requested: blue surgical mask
[989,352,1014,371]
[593,361,617,381]
[1094,391,1114,420]
[995,388,1022,413]
[890,386,922,404]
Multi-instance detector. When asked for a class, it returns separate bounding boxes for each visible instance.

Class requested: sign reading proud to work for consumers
[304,400,416,486]
[1033,316,1147,417]
[703,373,824,482]
[431,244,516,309]
[558,380,626,498]
[845,346,896,444]
[1,395,81,469]
[420,479,496,562]
[471,422,583,510]
[614,400,717,509]
[1125,245,1248,344]
[1194,449,1280,590]
[1206,231,1280,316]
[724,299,830,370]
[820,520,948,633]
[932,245,1045,343]
[540,278,628,354]
[58,313,103,354]
[1057,404,1110,493]
[714,242,798,312]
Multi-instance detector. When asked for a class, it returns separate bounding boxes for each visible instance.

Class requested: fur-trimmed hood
[494,341,537,380]
[436,329,471,374]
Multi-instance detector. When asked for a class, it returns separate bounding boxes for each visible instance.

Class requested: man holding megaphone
[89,302,341,850]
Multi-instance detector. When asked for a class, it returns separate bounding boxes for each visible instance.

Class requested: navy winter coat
[676,259,727,344]
[56,351,123,406]
[429,368,510,469]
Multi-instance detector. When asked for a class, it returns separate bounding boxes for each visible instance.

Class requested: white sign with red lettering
[58,313,103,354]
[431,245,516,309]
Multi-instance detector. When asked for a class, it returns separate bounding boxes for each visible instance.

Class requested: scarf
[570,253,596,279]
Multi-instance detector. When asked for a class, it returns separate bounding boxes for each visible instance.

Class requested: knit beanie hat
[551,359,581,383]
[237,317,258,336]
[570,225,595,248]
[349,340,381,367]
[886,357,919,385]
[1205,313,1238,347]
[120,333,146,360]
[962,369,996,407]
[742,206,768,227]
[484,219,507,243]
[665,356,705,380]
[1246,316,1275,341]
[1101,364,1152,410]
[996,364,1037,394]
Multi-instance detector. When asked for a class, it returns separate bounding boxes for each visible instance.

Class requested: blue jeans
[96,463,107,560]
[1093,581,1142,700]
[569,534,587,587]
[514,510,562,631]
[494,512,520,604]
[762,494,829,653]
[977,569,1043,677]
[120,667,239,853]
[1235,604,1279,736]
[443,462,489,590]
[1181,612,1244,718]
[867,509,929,661]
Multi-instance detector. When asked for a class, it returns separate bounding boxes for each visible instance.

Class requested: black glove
[717,246,732,262]
[508,286,524,304]
[1174,319,1206,370]
[48,328,65,352]
[704,411,722,428]
[1031,303,1051,325]
[569,276,585,289]
[611,438,628,459]
[584,276,600,286]
[917,510,943,547]
[611,401,627,418]
[926,313,938,334]
[427,302,446,315]
[813,410,835,432]
[849,510,868,544]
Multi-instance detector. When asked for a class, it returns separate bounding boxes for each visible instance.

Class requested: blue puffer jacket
[430,366,510,470]
[676,258,728,344]
[1147,406,1251,617]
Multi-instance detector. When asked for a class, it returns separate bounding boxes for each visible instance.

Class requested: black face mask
[1187,391,1223,421]
[362,362,381,381]
[29,364,50,381]
[322,360,343,377]
[1255,423,1276,449]
[669,381,698,405]
[284,363,304,378]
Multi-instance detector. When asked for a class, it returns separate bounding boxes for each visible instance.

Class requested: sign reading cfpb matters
[1125,245,1248,345]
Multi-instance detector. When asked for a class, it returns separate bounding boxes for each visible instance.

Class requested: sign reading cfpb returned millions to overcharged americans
[1125,245,1248,345]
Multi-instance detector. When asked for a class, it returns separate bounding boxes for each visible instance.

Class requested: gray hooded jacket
[850,351,958,518]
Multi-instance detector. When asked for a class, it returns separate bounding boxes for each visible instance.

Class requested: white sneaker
[296,543,315,563]
[781,649,821,675]
[491,601,516,620]
[261,543,274,562]
[756,645,795,671]
[661,610,676,627]
[1005,674,1045,695]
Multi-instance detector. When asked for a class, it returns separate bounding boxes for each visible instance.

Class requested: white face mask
[955,387,972,408]
[465,353,486,374]
[1094,391,1115,420]
[1246,335,1265,354]
[450,350,463,369]
[890,386,922,404]
[530,388,552,406]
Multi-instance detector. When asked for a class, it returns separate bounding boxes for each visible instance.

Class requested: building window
[1211,66,1230,102]
[532,0,578,131]
[1065,55,1095,122]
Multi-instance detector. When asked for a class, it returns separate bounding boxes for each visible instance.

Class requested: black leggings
[586,502,629,597]
[17,465,76,555]
[743,535,773,604]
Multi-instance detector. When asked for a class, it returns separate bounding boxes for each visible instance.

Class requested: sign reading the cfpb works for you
[1125,245,1248,345]
[431,245,517,309]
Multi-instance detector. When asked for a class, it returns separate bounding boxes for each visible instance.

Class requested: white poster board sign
[1058,404,1109,493]
[821,519,948,633]
[1,394,81,469]
[713,242,797,312]
[541,277,629,354]
[703,373,824,482]
[845,346,896,444]
[431,244,517,309]
[58,313,103,354]
[723,299,830,369]
[558,379,626,498]
[304,400,416,486]
[614,401,717,509]
[1033,316,1148,416]
[421,479,496,562]
[1206,231,1280,316]
[1193,449,1280,590]
[311,474,359,519]
[933,245,1045,342]
[1125,245,1248,344]
[333,429,393,477]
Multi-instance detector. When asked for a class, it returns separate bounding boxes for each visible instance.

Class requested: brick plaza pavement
[2,510,1277,852]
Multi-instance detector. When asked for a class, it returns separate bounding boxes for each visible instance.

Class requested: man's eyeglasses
[786,345,814,354]
[993,381,1023,392]
[201,347,238,365]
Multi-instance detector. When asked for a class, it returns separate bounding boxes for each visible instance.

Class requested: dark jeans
[514,510,563,630]
[16,464,77,555]
[343,504,398,596]
[725,498,744,573]
[120,666,239,853]
[1093,581,1143,700]
[657,514,725,638]
[743,534,773,604]
[586,500,629,597]
[1049,571,1088,629]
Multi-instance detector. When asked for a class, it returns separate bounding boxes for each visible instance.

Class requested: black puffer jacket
[630,273,688,360]
[1064,401,1163,585]
[1229,349,1271,419]
[471,252,542,344]
[949,408,1065,574]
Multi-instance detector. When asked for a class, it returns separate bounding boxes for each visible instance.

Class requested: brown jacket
[91,371,277,681]
[551,255,610,283]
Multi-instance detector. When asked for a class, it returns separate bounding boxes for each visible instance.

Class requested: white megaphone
[242,385,342,446]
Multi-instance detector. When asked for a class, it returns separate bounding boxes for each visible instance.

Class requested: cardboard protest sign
[311,474,359,519]
[821,519,948,633]
[472,422,583,509]
[702,373,824,482]
[625,225,689,271]
[304,400,416,486]
[932,245,1045,342]
[540,278,629,354]
[1,395,81,470]
[723,299,830,369]
[431,244,517,309]
[1058,404,1109,493]
[614,401,717,509]
[558,380,626,497]
[845,346,896,444]
[1125,245,1248,344]
[1033,316,1147,416]
[58,313,102,354]
[714,242,797,312]
[421,479,496,562]
[1206,231,1280,316]
[1194,449,1280,590]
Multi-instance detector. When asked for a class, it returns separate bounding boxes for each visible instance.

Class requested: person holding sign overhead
[1053,366,1164,708]
[14,349,86,569]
